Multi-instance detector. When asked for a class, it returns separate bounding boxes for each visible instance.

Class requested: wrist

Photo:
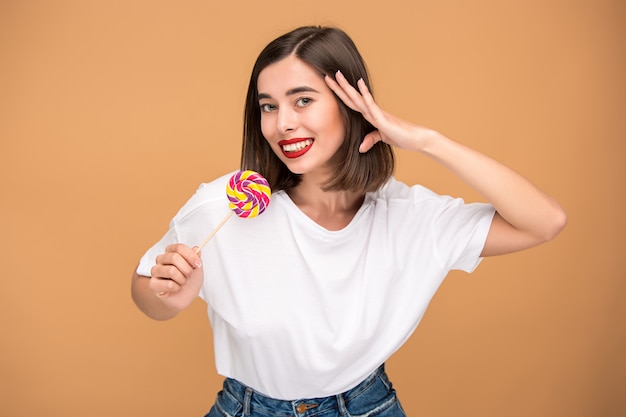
[418,129,447,156]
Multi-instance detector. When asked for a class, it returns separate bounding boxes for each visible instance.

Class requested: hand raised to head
[325,71,439,154]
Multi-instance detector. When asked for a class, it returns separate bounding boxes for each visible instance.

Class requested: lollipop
[226,170,271,218]
[195,170,271,252]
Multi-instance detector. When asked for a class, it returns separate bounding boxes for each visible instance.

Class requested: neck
[287,177,365,231]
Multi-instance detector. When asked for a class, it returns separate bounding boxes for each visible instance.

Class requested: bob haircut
[241,26,395,192]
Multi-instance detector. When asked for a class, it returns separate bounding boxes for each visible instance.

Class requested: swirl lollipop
[196,170,271,252]
[226,170,271,218]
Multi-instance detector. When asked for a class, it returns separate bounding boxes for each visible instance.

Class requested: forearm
[131,271,180,321]
[422,132,567,242]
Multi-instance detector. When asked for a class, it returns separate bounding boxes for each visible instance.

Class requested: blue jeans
[204,365,406,417]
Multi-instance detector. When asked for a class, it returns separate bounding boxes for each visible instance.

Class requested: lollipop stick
[195,211,234,253]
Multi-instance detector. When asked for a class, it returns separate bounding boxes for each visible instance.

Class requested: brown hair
[241,26,394,192]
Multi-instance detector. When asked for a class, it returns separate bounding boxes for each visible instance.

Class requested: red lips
[278,138,314,159]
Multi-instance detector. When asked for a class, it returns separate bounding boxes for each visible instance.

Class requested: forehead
[257,55,326,95]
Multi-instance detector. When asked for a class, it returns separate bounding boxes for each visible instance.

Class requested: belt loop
[336,394,348,416]
[243,387,253,416]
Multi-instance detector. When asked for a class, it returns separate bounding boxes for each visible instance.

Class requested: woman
[131,26,566,416]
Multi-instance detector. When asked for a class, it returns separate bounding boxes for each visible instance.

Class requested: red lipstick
[278,138,314,159]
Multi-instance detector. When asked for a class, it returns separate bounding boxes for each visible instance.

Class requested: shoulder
[368,176,443,204]
[368,177,494,221]
[194,171,236,198]
[172,171,236,222]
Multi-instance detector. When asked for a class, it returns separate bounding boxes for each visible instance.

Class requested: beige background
[1,0,624,416]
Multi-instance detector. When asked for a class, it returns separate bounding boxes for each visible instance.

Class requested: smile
[278,138,314,159]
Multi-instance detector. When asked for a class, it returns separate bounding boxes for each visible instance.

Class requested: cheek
[324,106,345,139]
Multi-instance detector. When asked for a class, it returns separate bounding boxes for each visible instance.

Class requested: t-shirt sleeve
[375,178,496,274]
[136,221,179,277]
[431,197,495,273]
[135,173,233,277]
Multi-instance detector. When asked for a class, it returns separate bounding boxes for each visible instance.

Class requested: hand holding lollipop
[195,170,271,252]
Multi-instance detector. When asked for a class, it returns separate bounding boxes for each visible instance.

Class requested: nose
[276,107,297,134]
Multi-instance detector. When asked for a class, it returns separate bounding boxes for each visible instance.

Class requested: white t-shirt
[137,172,495,400]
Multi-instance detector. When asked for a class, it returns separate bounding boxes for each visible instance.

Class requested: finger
[334,72,386,125]
[356,78,386,122]
[153,253,194,286]
[356,79,376,110]
[325,74,359,111]
[165,243,203,269]
[359,131,383,153]
[151,262,187,287]
[329,70,386,124]
[151,280,180,298]
[333,71,368,113]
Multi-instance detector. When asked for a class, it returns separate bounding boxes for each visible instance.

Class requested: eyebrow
[257,86,320,100]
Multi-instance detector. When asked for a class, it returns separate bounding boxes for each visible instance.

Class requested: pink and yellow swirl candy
[196,170,271,252]
[226,170,271,218]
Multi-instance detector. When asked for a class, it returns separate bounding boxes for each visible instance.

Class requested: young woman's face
[257,55,345,178]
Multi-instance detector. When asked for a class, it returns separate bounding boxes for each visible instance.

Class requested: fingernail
[191,247,203,268]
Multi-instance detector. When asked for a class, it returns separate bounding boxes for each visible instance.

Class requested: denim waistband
[221,364,388,416]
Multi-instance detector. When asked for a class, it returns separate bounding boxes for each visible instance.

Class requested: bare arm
[131,271,180,320]
[326,72,567,256]
[131,244,204,320]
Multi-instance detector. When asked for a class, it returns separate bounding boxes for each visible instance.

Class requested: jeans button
[296,403,318,413]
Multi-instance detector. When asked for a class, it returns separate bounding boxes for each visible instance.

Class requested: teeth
[282,139,313,153]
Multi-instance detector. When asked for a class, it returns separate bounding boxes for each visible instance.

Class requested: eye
[260,103,276,113]
[295,97,313,107]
